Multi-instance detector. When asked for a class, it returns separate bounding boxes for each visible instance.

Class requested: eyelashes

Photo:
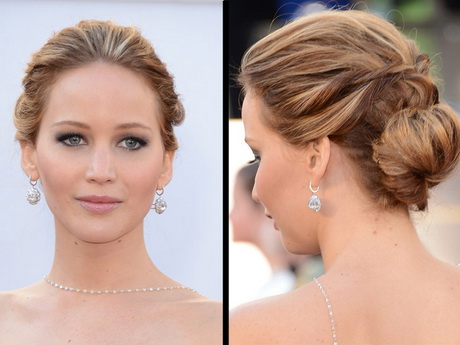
[56,132,84,147]
[248,154,260,164]
[55,132,149,151]
[118,136,148,150]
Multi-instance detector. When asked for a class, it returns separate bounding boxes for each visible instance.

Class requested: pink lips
[76,195,122,214]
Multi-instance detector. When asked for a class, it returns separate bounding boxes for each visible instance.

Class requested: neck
[317,205,431,273]
[48,221,166,290]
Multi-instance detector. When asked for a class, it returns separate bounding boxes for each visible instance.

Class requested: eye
[118,137,148,151]
[248,154,261,164]
[56,133,85,147]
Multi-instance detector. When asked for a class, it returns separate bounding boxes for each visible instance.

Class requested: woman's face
[22,62,173,243]
[241,91,320,254]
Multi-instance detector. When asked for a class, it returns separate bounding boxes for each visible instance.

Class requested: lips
[264,212,279,230]
[76,195,122,214]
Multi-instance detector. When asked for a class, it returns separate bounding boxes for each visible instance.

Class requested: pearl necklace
[44,276,198,295]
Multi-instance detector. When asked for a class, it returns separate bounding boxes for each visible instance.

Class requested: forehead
[241,91,273,142]
[241,90,260,121]
[43,62,160,125]
[241,91,308,162]
[49,62,155,102]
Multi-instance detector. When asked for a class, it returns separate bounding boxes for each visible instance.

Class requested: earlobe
[20,141,40,180]
[157,150,175,189]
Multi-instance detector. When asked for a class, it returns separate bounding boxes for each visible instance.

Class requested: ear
[20,141,40,180]
[157,150,174,189]
[305,136,330,186]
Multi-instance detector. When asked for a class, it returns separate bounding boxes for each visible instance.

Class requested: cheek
[255,163,284,207]
[121,159,162,198]
[36,150,80,197]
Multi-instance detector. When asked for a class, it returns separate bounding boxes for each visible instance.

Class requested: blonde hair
[14,20,184,151]
[239,10,460,211]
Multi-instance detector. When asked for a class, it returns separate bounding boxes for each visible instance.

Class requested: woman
[230,10,460,345]
[0,20,221,344]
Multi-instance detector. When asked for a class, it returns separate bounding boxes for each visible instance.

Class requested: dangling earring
[26,176,41,205]
[152,186,167,214]
[308,181,321,212]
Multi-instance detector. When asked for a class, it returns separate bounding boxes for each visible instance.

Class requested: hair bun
[373,104,460,210]
[414,53,431,75]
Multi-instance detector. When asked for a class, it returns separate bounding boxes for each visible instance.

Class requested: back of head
[239,10,460,211]
[14,20,184,151]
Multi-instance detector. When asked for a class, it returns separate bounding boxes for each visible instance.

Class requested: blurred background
[229,0,460,308]
[0,0,222,301]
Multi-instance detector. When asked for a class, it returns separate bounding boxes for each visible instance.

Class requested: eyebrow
[115,122,152,132]
[244,136,254,144]
[52,120,152,132]
[52,120,90,129]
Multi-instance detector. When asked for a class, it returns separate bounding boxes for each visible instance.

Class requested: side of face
[21,62,174,243]
[241,91,326,254]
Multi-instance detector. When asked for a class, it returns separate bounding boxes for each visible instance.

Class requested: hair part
[14,20,184,151]
[239,10,460,211]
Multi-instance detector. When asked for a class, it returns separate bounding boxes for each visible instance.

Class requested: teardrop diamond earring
[308,181,321,212]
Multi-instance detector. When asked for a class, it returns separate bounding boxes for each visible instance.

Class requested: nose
[251,180,260,203]
[85,145,116,184]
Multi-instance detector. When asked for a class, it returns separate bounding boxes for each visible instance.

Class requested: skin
[0,63,221,344]
[230,174,298,273]
[230,91,460,345]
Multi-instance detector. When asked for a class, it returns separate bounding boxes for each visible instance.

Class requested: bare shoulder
[230,283,331,345]
[0,284,41,314]
[177,295,223,345]
[0,284,44,337]
[0,289,16,314]
[0,290,14,333]
[187,296,222,326]
[430,260,460,306]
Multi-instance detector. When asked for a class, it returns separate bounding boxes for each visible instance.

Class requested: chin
[72,231,127,244]
[61,221,134,244]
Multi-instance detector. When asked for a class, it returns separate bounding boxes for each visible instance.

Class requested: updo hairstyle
[14,20,184,151]
[239,10,460,211]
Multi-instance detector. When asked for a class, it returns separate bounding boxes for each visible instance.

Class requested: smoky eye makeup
[55,132,86,147]
[117,135,149,151]
[248,152,261,164]
[54,130,150,151]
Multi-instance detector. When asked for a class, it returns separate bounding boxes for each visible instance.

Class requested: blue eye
[119,137,147,151]
[56,133,85,147]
